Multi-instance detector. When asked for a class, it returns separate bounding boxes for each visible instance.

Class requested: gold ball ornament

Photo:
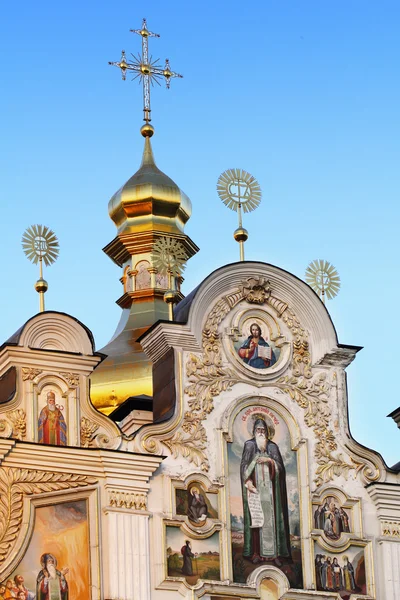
[140,64,151,75]
[34,278,48,293]
[234,227,249,242]
[140,123,155,137]
[163,289,177,304]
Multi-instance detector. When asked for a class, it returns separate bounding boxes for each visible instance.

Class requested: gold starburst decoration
[22,225,59,266]
[217,169,262,213]
[305,259,340,303]
[152,237,187,278]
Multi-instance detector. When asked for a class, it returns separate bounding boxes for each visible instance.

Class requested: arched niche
[221,395,306,590]
[135,260,151,290]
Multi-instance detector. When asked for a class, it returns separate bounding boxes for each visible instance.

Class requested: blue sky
[1,1,399,465]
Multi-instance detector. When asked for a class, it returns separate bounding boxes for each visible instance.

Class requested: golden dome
[108,137,192,236]
[91,134,199,416]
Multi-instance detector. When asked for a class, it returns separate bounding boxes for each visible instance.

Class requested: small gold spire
[22,225,59,312]
[109,18,183,131]
[140,135,156,166]
[217,169,262,261]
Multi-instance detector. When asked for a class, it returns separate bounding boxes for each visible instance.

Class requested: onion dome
[90,133,198,416]
[108,136,192,236]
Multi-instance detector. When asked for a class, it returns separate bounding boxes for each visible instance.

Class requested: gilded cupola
[108,131,192,236]
[90,19,198,416]
[90,128,198,416]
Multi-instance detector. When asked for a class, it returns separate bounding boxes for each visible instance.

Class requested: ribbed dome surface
[108,137,192,235]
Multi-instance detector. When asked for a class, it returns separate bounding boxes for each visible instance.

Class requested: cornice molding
[367,482,400,520]
[0,440,163,484]
[139,321,201,364]
[0,346,101,376]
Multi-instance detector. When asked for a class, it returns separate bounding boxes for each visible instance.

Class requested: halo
[241,319,269,340]
[22,225,59,267]
[152,237,187,277]
[247,412,275,440]
[217,168,262,213]
[305,259,340,300]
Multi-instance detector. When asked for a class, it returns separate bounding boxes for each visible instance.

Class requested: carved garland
[0,468,96,565]
[163,277,368,487]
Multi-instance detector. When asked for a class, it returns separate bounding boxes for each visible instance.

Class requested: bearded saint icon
[240,417,291,564]
[36,553,69,600]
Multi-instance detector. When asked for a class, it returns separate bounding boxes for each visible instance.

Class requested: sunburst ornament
[305,259,341,304]
[22,225,59,266]
[217,169,262,214]
[217,169,262,262]
[153,237,187,321]
[22,225,59,312]
[152,237,187,278]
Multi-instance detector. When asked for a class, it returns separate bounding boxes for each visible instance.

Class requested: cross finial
[109,18,183,132]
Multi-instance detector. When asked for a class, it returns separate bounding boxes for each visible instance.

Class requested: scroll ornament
[80,417,99,448]
[0,468,96,565]
[162,277,376,487]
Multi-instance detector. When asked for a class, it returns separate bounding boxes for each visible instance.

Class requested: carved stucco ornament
[108,490,147,511]
[381,521,400,538]
[6,410,27,441]
[80,417,99,448]
[59,372,80,386]
[79,417,112,449]
[21,367,42,381]
[0,468,96,565]
[162,277,377,487]
[0,411,26,442]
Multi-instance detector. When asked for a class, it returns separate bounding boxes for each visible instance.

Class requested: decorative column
[367,482,400,600]
[102,475,161,600]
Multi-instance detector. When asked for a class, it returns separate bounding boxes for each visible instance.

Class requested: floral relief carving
[6,410,27,441]
[162,276,372,487]
[0,467,96,564]
[21,367,42,381]
[59,372,80,386]
[80,417,99,448]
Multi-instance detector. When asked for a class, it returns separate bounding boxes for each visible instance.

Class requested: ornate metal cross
[109,18,183,124]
